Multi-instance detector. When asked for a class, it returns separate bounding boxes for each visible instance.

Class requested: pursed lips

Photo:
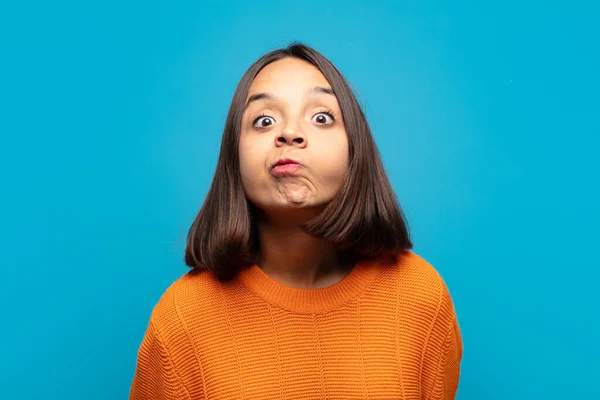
[271,158,303,177]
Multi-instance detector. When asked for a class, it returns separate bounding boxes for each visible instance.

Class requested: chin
[253,201,326,214]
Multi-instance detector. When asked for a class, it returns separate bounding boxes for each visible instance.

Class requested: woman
[130,42,462,399]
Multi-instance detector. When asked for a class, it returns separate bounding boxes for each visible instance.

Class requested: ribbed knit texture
[130,251,462,399]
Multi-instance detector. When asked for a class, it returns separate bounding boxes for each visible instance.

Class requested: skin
[239,57,352,289]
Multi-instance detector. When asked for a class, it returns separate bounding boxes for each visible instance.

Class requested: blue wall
[1,1,598,398]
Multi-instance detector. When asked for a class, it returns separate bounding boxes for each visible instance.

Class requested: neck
[254,208,353,289]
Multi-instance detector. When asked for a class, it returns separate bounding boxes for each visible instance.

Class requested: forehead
[247,58,330,96]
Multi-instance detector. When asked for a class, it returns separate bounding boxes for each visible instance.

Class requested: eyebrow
[243,86,335,113]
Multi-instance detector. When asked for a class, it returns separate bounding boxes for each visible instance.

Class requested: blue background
[1,1,598,399]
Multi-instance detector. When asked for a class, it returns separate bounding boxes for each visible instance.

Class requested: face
[239,57,349,213]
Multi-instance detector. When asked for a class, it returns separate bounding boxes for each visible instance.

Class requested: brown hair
[185,42,412,280]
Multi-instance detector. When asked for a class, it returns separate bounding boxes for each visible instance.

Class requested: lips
[271,158,302,176]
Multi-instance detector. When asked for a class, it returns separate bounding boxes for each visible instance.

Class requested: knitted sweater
[129,251,462,399]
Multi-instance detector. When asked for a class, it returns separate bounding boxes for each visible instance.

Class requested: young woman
[130,42,462,399]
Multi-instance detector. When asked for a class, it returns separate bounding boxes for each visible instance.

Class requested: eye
[252,114,275,129]
[312,109,336,125]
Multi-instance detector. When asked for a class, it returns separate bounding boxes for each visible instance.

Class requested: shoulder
[389,251,457,322]
[395,251,444,286]
[146,268,224,338]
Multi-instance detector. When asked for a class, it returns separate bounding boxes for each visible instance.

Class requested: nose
[275,122,307,148]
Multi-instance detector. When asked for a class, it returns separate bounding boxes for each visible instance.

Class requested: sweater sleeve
[434,315,462,399]
[129,318,191,400]
[421,281,463,400]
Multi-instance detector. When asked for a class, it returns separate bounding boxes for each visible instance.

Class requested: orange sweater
[130,251,462,399]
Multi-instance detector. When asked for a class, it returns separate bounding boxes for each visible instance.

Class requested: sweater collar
[237,257,383,314]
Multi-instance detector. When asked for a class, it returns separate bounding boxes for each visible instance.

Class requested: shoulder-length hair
[185,42,412,280]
